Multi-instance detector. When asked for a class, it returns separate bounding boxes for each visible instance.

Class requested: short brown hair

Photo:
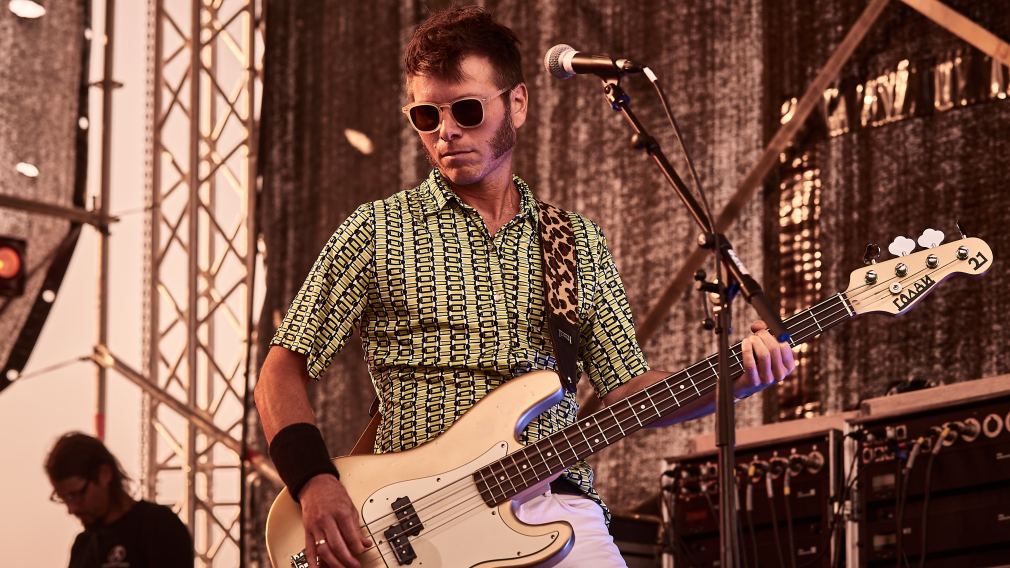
[405,6,524,90]
[45,432,131,498]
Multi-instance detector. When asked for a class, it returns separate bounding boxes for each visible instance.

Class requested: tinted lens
[409,104,441,132]
[450,98,484,127]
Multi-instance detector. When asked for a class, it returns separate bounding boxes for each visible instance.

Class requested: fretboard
[474,292,855,506]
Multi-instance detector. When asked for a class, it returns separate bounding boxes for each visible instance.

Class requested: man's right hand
[299,474,373,568]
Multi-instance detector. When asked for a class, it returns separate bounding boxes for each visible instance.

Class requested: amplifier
[610,512,662,567]
[663,422,844,567]
[851,376,1010,567]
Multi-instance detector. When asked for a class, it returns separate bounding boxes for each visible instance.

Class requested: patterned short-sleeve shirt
[271,168,649,521]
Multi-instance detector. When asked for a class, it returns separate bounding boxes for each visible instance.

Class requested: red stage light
[0,237,26,297]
[0,246,22,278]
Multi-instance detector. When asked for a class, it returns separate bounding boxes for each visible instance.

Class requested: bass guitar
[266,234,992,568]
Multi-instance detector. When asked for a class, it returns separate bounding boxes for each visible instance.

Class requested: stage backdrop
[251,0,1009,560]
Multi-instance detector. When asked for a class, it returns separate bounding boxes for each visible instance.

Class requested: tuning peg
[863,243,881,265]
[917,228,944,249]
[888,235,916,257]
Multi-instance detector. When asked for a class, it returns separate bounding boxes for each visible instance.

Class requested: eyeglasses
[402,86,512,133]
[50,479,91,505]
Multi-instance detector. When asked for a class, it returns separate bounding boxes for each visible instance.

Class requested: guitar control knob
[865,270,878,284]
[926,254,939,268]
[957,246,969,260]
[895,263,908,277]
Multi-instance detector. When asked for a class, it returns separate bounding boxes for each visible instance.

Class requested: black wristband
[268,422,339,503]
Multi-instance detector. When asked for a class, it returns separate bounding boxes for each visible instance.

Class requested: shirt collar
[420,168,538,221]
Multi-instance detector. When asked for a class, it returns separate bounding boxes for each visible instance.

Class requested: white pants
[516,490,627,567]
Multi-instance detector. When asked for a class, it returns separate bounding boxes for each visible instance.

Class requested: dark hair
[404,6,524,90]
[45,432,131,498]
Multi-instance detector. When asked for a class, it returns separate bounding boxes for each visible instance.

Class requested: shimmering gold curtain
[251,1,1010,558]
[763,0,1010,420]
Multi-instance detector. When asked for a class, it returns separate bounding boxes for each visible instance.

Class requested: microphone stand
[598,77,789,568]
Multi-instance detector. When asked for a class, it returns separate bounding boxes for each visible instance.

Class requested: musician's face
[406,55,527,187]
[50,468,113,529]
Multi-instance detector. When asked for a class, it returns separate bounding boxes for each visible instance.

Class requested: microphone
[543,44,643,80]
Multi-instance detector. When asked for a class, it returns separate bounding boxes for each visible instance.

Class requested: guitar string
[314,252,959,567]
[361,291,865,559]
[362,298,855,557]
[469,295,858,503]
[348,257,957,559]
[353,288,860,558]
[367,256,966,560]
[414,258,952,533]
[359,303,856,564]
[353,291,862,557]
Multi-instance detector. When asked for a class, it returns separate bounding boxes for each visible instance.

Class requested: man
[255,6,795,568]
[45,432,193,568]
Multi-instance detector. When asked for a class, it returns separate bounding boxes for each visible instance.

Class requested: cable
[731,471,750,568]
[896,436,925,568]
[783,473,798,568]
[895,454,911,568]
[661,480,704,568]
[737,490,750,568]
[9,355,90,381]
[644,67,716,235]
[831,451,860,567]
[745,482,760,566]
[701,488,719,527]
[766,475,788,568]
[796,448,858,568]
[917,429,946,568]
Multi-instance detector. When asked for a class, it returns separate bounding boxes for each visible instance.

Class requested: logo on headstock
[968,251,989,272]
[892,274,935,311]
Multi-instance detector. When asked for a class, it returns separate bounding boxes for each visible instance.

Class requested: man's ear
[509,83,529,129]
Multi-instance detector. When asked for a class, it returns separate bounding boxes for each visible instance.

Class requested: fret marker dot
[499,476,505,481]
[680,384,685,389]
[640,404,646,410]
[522,464,528,469]
[547,452,553,456]
[584,422,590,427]
[594,438,600,443]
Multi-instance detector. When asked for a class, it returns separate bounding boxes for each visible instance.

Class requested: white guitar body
[266,370,575,567]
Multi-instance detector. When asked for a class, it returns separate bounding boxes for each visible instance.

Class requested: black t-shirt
[68,500,193,568]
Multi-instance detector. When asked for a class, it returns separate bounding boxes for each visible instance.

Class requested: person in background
[45,432,193,568]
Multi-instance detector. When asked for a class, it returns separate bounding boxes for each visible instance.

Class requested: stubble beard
[489,108,516,160]
[423,108,517,178]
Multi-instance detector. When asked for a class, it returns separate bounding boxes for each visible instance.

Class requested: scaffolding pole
[144,0,263,565]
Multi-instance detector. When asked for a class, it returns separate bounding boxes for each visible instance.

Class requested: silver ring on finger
[315,538,327,546]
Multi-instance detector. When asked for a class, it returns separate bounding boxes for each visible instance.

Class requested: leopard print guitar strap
[535,199,580,393]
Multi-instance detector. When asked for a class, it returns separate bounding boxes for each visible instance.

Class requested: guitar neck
[475,292,856,505]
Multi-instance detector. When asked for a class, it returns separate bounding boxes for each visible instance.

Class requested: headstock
[845,236,993,316]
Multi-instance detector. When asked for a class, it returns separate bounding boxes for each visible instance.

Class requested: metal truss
[144,0,263,564]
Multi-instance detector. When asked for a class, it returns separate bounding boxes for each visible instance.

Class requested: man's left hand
[736,320,796,399]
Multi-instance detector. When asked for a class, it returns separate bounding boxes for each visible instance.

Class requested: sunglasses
[402,86,512,133]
